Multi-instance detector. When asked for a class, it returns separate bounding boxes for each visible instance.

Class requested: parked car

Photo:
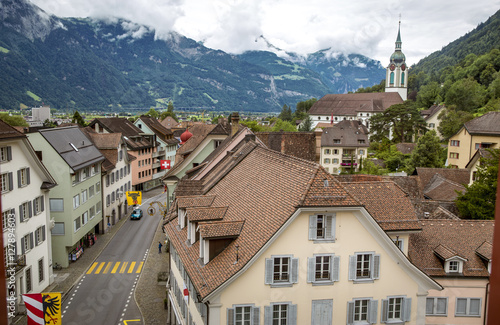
[131,208,143,220]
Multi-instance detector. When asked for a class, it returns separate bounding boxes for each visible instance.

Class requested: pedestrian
[158,241,163,253]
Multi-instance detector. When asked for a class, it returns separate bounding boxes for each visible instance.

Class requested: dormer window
[449,261,459,272]
[178,208,187,229]
[445,258,465,274]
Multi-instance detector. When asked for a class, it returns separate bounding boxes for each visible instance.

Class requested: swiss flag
[160,160,171,170]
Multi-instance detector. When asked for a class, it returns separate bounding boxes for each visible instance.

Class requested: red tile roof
[186,207,228,222]
[199,220,245,239]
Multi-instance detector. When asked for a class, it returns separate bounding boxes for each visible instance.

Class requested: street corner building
[164,136,441,325]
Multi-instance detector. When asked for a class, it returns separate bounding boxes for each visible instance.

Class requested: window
[111,192,115,203]
[52,222,65,235]
[0,146,12,162]
[19,202,32,222]
[265,255,298,287]
[81,190,88,204]
[347,298,378,324]
[74,217,81,233]
[96,182,101,193]
[214,140,223,149]
[35,226,45,246]
[349,252,380,282]
[332,158,339,164]
[445,259,464,273]
[120,168,123,179]
[455,298,481,317]
[89,206,95,219]
[333,149,339,155]
[450,152,459,159]
[333,139,341,144]
[227,305,260,325]
[38,258,44,283]
[73,194,80,209]
[73,170,81,185]
[449,261,459,272]
[324,149,331,155]
[323,158,330,164]
[359,150,364,155]
[32,196,44,215]
[106,175,110,187]
[308,254,339,285]
[21,233,33,254]
[111,173,115,184]
[119,150,123,161]
[82,212,88,225]
[429,123,435,128]
[18,167,30,187]
[2,209,14,232]
[115,170,119,180]
[358,140,365,144]
[89,185,94,198]
[426,297,447,316]
[96,202,101,215]
[26,268,32,293]
[309,214,335,241]
[106,195,110,207]
[138,172,141,179]
[93,164,99,175]
[83,167,89,179]
[381,297,411,323]
[390,71,394,84]
[1,172,13,192]
[264,302,297,325]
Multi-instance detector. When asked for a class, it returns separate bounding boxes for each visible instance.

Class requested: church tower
[385,20,407,100]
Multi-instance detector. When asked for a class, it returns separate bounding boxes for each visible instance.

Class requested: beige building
[447,112,500,168]
[409,220,493,324]
[165,139,440,325]
[420,104,446,139]
[320,120,369,174]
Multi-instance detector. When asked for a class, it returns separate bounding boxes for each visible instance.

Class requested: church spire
[395,19,402,50]
[385,17,408,101]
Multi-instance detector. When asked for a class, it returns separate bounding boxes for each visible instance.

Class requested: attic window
[358,140,365,144]
[445,259,464,274]
[69,143,79,152]
[333,139,341,144]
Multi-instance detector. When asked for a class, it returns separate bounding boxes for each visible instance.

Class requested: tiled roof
[138,115,178,145]
[88,118,154,150]
[177,195,216,208]
[165,145,360,299]
[309,92,403,116]
[186,207,228,222]
[88,132,123,150]
[427,206,460,220]
[321,120,370,148]
[256,131,316,162]
[475,241,493,261]
[413,168,470,192]
[0,119,26,139]
[409,220,494,277]
[433,244,463,260]
[160,116,181,129]
[423,174,465,202]
[343,181,422,231]
[464,111,500,135]
[199,220,244,239]
[396,143,416,154]
[421,104,445,121]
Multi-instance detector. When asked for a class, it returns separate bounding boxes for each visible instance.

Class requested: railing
[5,254,27,276]
[341,163,358,167]
[342,154,356,159]
[152,162,161,169]
[153,150,166,158]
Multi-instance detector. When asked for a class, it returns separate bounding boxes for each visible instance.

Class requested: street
[60,192,166,325]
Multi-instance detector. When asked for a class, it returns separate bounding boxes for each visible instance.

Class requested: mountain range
[0,0,386,112]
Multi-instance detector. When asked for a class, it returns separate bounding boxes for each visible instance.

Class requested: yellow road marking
[111,262,120,274]
[95,262,106,274]
[123,320,141,324]
[103,262,113,274]
[86,262,98,274]
[128,262,136,273]
[136,262,144,273]
[120,262,128,273]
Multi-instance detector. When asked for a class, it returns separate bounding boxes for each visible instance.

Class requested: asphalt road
[61,195,163,325]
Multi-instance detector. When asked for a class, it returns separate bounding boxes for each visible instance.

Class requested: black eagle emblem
[43,294,61,324]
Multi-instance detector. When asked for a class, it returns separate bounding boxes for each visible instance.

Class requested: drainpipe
[484,282,489,325]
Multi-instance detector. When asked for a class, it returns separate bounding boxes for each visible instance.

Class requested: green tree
[298,115,313,132]
[240,120,265,132]
[0,113,29,127]
[278,104,293,122]
[456,149,499,219]
[445,77,487,112]
[71,110,86,127]
[271,119,297,132]
[295,98,317,117]
[437,107,474,140]
[145,108,159,119]
[369,101,427,143]
[359,159,384,175]
[416,81,442,108]
[43,119,57,128]
[407,130,445,173]
[160,101,178,122]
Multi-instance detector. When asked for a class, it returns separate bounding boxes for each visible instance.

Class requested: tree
[145,108,159,119]
[416,81,442,108]
[71,110,86,127]
[271,119,297,132]
[369,101,427,143]
[0,113,29,127]
[294,98,317,120]
[445,77,487,112]
[437,107,474,140]
[359,159,385,175]
[278,104,293,122]
[407,130,445,173]
[240,120,265,132]
[456,149,499,219]
[43,119,57,128]
[298,115,313,132]
[160,101,179,122]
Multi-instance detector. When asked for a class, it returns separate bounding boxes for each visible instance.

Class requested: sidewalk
[13,186,168,325]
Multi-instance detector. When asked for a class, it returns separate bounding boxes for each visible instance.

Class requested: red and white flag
[160,160,171,170]
[23,292,61,325]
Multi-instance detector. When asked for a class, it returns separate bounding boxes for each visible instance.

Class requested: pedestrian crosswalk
[86,261,144,275]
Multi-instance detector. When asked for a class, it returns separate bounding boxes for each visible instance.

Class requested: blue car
[131,208,143,220]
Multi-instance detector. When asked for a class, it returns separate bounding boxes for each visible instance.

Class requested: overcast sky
[31,0,500,66]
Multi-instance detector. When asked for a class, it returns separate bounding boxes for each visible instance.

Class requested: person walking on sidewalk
[158,241,163,253]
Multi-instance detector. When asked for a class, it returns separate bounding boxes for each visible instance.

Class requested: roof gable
[464,111,500,135]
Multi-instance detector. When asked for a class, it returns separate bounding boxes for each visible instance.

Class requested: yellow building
[447,112,500,168]
[165,139,440,325]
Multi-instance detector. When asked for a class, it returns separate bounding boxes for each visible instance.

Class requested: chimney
[244,133,256,143]
[231,112,240,136]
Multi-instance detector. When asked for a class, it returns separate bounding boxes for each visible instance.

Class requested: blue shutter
[265,258,273,284]
[403,298,412,321]
[381,299,388,323]
[291,258,299,283]
[309,215,317,240]
[347,302,354,325]
[227,308,234,325]
[373,254,380,279]
[264,306,271,325]
[332,255,340,282]
[307,257,315,283]
[369,300,378,324]
[288,304,297,325]
[348,255,356,281]
[252,306,260,325]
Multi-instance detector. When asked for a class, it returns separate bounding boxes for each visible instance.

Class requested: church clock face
[390,63,396,71]
[401,63,406,71]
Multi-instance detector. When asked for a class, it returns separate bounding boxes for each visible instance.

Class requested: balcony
[341,163,358,167]
[5,254,26,276]
[153,150,166,158]
[152,162,161,169]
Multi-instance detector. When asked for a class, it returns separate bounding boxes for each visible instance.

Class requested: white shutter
[372,254,380,279]
[291,258,299,283]
[348,255,356,281]
[264,306,271,325]
[381,299,388,323]
[347,302,354,325]
[325,215,335,239]
[403,298,412,321]
[252,306,260,325]
[288,304,297,325]
[265,258,273,284]
[307,257,315,283]
[332,255,340,282]
[369,300,378,324]
[309,215,317,240]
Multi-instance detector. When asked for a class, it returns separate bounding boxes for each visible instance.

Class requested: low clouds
[31,0,500,65]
